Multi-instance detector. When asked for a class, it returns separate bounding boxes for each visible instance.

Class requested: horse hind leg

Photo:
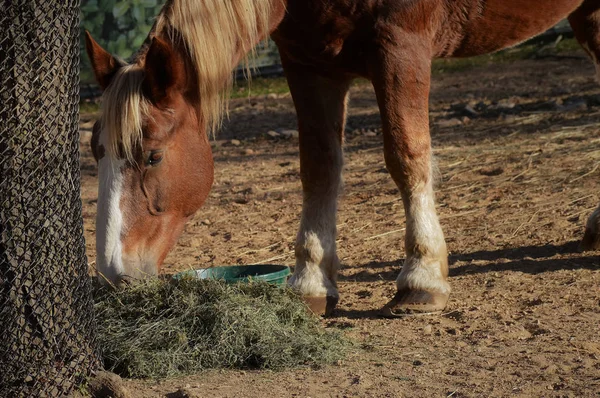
[281,56,350,315]
[569,3,600,250]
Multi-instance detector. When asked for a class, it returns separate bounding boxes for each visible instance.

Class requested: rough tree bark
[0,1,100,396]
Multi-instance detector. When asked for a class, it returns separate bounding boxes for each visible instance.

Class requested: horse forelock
[100,64,149,163]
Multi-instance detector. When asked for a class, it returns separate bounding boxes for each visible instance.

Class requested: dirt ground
[79,50,600,397]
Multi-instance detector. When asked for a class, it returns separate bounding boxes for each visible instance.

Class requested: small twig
[560,123,598,130]
[445,159,465,168]
[364,228,406,241]
[443,183,471,192]
[510,167,530,182]
[511,211,539,237]
[510,158,533,182]
[88,262,117,289]
[351,222,372,234]
[564,206,598,220]
[569,194,595,204]
[236,242,280,257]
[570,162,600,183]
[259,251,293,263]
[390,307,468,318]
[445,182,481,193]
[440,209,481,220]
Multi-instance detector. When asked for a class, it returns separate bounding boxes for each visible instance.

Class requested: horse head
[86,32,213,284]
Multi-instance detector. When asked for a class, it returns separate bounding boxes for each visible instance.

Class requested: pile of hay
[93,278,348,378]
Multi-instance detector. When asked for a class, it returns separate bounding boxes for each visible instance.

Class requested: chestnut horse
[86,0,600,316]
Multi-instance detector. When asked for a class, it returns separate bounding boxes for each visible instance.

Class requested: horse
[85,0,600,317]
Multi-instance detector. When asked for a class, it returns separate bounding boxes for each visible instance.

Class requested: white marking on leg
[96,131,127,283]
[290,191,340,298]
[290,230,338,298]
[397,179,450,294]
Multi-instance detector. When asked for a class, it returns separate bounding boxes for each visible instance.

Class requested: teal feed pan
[175,264,291,286]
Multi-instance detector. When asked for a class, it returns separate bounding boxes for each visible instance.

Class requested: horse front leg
[282,58,351,315]
[569,2,600,250]
[370,35,450,317]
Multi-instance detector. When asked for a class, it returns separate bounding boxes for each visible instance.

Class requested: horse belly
[438,0,584,57]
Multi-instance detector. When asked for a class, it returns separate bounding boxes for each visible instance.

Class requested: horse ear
[143,37,186,105]
[84,31,120,90]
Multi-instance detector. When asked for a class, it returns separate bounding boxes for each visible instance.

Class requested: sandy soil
[79,51,600,397]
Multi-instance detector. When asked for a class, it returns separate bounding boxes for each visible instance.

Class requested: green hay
[93,278,349,379]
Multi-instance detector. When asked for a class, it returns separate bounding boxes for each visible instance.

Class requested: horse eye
[146,150,164,166]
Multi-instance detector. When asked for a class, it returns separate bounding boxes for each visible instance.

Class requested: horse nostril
[151,191,165,214]
[153,201,164,213]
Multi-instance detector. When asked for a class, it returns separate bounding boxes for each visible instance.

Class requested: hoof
[303,295,339,316]
[381,288,449,318]
[580,227,600,251]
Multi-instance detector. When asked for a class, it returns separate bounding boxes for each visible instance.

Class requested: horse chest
[272,0,378,77]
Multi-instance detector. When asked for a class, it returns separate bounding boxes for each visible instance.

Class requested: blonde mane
[101,0,274,161]
[101,64,149,162]
[165,0,273,131]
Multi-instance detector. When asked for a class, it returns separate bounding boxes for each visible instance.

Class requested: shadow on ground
[339,241,599,283]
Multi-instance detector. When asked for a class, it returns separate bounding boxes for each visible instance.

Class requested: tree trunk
[0,1,100,396]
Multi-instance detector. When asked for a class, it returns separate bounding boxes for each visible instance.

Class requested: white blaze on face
[96,128,126,283]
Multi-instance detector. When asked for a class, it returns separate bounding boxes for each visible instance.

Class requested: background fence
[0,1,100,396]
